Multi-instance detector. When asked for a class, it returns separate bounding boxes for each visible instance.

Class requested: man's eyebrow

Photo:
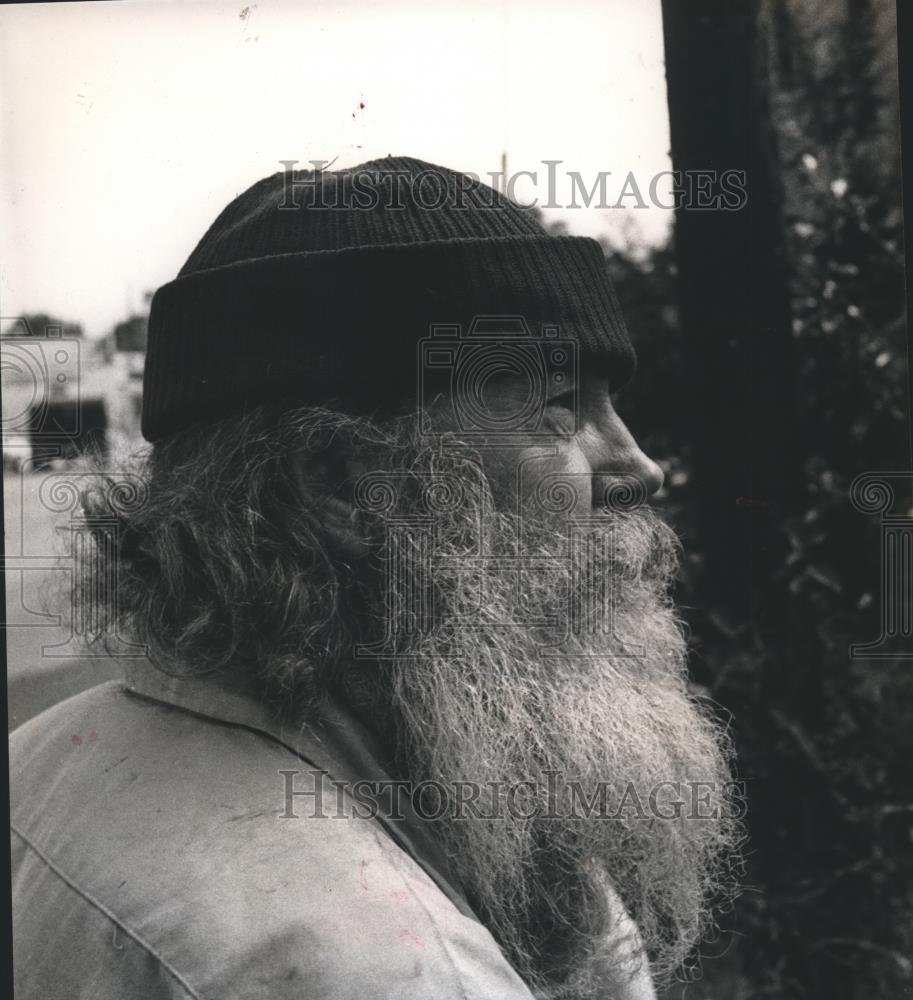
[573,366,615,396]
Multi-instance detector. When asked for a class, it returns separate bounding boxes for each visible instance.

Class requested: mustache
[353,456,682,572]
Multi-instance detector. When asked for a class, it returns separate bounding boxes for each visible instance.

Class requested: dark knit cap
[141,156,636,442]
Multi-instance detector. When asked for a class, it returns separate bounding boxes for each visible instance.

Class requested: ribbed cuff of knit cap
[142,159,636,442]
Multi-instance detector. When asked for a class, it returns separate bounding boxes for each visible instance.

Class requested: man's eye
[548,390,576,410]
[545,393,577,436]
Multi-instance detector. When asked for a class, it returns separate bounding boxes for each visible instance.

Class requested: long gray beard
[349,459,741,998]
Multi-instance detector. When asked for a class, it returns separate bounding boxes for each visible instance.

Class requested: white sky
[0,0,672,338]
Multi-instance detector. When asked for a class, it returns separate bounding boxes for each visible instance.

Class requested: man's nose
[591,415,665,503]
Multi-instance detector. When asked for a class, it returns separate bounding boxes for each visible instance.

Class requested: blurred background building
[1,308,146,473]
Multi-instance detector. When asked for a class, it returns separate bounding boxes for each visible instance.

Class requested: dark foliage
[612,2,910,996]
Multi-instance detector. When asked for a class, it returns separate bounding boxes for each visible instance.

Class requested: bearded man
[9,158,740,1000]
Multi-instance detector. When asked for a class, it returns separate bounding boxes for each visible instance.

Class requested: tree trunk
[660,0,803,620]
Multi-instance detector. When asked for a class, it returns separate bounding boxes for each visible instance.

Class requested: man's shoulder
[10,680,535,999]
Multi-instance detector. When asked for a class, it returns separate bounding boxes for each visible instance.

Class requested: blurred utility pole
[660,0,803,621]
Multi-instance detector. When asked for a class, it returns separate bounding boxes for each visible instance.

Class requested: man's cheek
[513,443,592,515]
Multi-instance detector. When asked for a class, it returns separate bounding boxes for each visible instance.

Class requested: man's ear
[290,447,372,561]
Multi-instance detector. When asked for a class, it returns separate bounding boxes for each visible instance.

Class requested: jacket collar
[121,661,477,923]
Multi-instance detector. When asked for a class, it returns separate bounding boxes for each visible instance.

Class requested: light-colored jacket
[10,666,655,999]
